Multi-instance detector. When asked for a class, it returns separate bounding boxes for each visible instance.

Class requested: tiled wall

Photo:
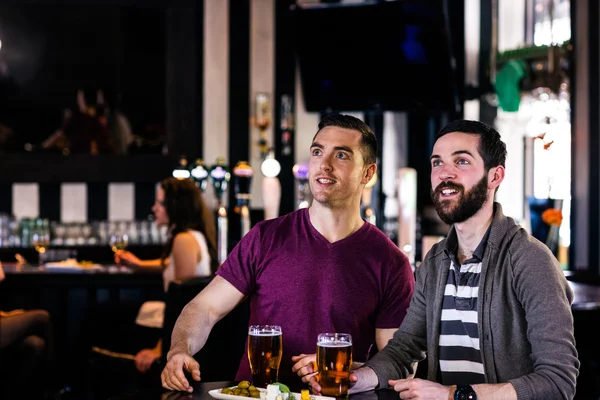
[2,182,157,222]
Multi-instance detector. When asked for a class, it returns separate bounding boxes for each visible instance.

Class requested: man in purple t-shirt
[161,114,415,393]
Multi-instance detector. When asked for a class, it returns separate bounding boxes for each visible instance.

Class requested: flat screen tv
[293,0,459,113]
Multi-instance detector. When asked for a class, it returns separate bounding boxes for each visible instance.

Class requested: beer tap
[397,168,417,267]
[280,95,293,156]
[261,150,281,220]
[190,158,209,193]
[292,162,310,209]
[361,172,378,225]
[233,161,254,238]
[172,155,191,180]
[209,158,231,265]
[254,93,271,159]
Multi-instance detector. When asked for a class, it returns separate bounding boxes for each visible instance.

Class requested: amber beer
[248,325,283,388]
[316,333,353,398]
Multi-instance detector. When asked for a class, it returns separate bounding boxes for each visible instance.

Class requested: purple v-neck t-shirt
[216,208,414,385]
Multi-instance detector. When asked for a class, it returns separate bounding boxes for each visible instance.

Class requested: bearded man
[305,119,579,400]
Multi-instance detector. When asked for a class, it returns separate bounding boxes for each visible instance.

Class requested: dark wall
[165,0,203,160]
[0,3,165,145]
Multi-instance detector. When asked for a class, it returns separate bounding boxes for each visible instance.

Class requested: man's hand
[161,353,201,393]
[388,378,450,400]
[291,354,318,383]
[300,363,378,396]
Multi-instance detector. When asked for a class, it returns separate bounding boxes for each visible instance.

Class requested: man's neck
[309,202,365,243]
[453,202,495,264]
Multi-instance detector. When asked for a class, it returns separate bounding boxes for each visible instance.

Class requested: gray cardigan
[365,203,579,399]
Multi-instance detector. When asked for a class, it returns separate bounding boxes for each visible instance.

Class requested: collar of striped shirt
[443,223,492,264]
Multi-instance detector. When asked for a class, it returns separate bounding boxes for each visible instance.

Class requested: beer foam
[317,341,352,347]
[249,331,281,336]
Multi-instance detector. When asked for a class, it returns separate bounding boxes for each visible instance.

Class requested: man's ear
[488,165,505,190]
[362,163,377,185]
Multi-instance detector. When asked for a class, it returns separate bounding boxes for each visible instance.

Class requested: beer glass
[316,333,353,398]
[248,325,283,388]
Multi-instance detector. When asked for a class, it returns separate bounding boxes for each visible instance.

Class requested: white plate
[208,387,335,400]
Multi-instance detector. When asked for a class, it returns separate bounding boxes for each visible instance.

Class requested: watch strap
[454,384,477,400]
[448,385,457,400]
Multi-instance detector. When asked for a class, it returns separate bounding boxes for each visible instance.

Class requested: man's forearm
[447,383,516,400]
[349,367,379,394]
[469,383,516,400]
[166,300,216,360]
[351,361,364,370]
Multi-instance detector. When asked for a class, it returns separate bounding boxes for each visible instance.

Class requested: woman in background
[112,177,217,373]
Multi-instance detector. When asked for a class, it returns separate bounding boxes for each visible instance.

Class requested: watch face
[455,385,477,400]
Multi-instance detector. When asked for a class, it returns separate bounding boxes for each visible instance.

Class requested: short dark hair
[313,114,377,165]
[436,120,507,170]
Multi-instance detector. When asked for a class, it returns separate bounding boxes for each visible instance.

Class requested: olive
[238,380,251,389]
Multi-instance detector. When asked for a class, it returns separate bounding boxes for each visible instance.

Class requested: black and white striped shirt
[438,228,490,385]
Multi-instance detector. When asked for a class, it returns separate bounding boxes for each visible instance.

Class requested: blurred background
[0,0,583,270]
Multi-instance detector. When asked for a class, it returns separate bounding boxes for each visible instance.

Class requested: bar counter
[109,380,399,400]
[0,262,162,287]
[565,273,600,307]
[3,266,600,398]
[0,262,164,395]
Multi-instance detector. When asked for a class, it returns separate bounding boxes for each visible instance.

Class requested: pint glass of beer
[248,325,283,388]
[316,333,353,398]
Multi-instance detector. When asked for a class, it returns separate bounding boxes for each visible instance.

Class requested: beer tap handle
[362,173,378,225]
[397,168,417,266]
[233,161,254,238]
[209,158,231,264]
[262,176,281,220]
[293,163,309,210]
[240,205,251,238]
[261,151,282,220]
[217,206,228,265]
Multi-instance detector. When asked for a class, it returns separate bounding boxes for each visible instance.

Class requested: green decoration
[494,60,527,112]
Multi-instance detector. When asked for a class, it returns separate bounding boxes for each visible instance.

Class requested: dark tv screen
[294,1,457,113]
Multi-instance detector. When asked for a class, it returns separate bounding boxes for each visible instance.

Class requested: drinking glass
[32,229,50,266]
[247,325,282,388]
[110,232,129,253]
[316,333,353,399]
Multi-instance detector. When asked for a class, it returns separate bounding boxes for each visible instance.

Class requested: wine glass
[32,229,50,266]
[110,232,129,253]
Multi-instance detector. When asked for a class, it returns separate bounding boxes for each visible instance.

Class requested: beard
[431,173,489,224]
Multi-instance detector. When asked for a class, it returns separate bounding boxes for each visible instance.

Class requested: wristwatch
[454,384,477,400]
